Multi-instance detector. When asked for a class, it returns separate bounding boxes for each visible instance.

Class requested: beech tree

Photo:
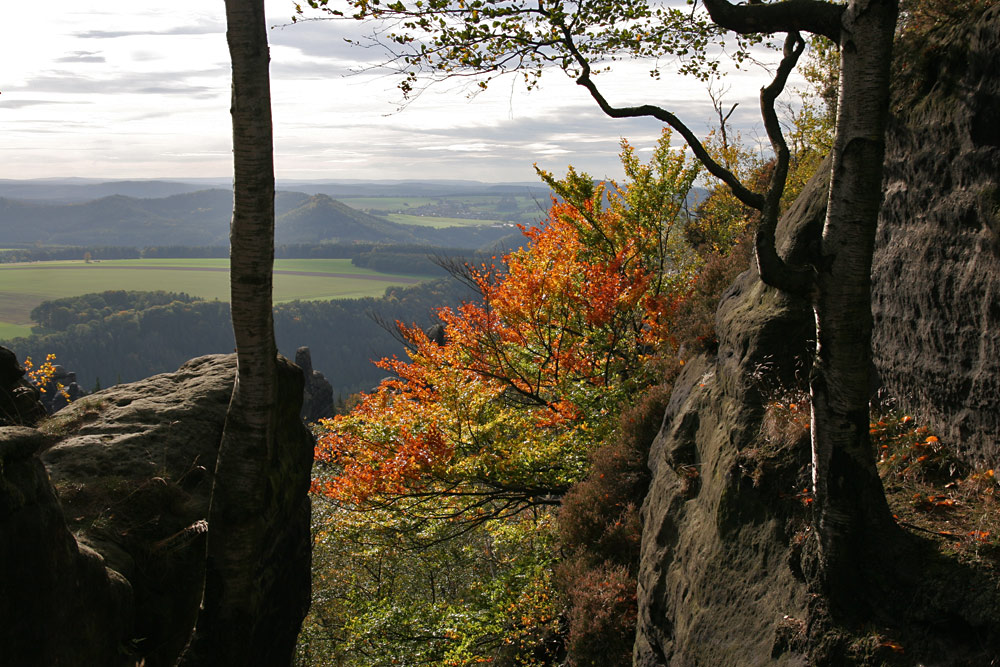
[300,0,900,603]
[179,0,281,664]
[305,135,701,662]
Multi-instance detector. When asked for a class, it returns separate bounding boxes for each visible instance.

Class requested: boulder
[634,159,824,666]
[1,353,314,667]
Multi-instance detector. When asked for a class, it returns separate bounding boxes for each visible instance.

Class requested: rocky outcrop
[0,427,135,666]
[872,5,1000,465]
[296,346,334,421]
[634,161,825,666]
[0,346,46,426]
[37,364,88,414]
[636,8,1000,664]
[0,354,314,667]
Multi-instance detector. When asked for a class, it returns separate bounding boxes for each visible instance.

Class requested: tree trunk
[809,0,899,606]
[177,0,278,663]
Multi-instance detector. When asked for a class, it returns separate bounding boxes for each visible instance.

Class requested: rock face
[0,354,314,666]
[634,162,825,666]
[636,8,1000,664]
[0,427,134,666]
[872,6,1000,465]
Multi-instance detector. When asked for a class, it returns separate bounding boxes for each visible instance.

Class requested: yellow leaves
[312,131,700,527]
[24,353,70,400]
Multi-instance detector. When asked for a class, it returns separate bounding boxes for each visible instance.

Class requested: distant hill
[276,194,421,244]
[0,179,227,203]
[0,188,515,249]
[0,178,551,203]
[0,177,706,250]
[0,190,307,246]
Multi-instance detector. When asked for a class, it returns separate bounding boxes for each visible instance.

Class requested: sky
[0,0,804,183]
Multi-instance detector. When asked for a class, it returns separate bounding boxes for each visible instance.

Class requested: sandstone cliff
[636,6,1000,664]
[872,4,1000,465]
[0,354,313,666]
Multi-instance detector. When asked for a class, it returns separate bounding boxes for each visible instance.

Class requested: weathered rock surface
[872,6,1000,465]
[0,426,134,666]
[636,8,1000,664]
[634,160,825,666]
[0,353,314,667]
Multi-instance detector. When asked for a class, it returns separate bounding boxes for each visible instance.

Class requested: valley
[0,257,426,329]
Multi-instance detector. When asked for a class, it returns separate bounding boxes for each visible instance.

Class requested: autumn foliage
[305,132,711,663]
[314,131,700,508]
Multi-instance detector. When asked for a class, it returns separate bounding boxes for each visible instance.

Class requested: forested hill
[0,189,517,249]
[2,279,476,397]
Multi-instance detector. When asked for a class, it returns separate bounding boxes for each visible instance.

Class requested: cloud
[0,98,80,109]
[8,69,227,99]
[74,19,221,39]
[56,50,106,63]
[267,17,388,66]
[135,85,217,97]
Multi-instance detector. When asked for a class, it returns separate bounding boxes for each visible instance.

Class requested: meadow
[339,193,546,227]
[0,258,425,331]
[384,213,497,228]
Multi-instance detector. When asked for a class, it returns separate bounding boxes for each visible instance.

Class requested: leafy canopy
[299,0,763,96]
[304,132,701,663]
[313,130,699,507]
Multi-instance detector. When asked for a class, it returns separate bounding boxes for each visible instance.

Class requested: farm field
[338,193,546,227]
[385,213,501,228]
[0,258,425,331]
[0,322,32,340]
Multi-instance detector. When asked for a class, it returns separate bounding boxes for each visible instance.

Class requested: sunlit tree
[304,133,700,663]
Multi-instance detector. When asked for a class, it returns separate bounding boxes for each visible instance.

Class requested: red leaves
[313,132,701,506]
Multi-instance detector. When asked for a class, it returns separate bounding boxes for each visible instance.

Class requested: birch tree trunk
[809,0,900,602]
[178,0,279,663]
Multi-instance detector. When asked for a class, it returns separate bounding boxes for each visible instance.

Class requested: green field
[339,194,544,227]
[0,322,32,340]
[386,213,501,228]
[0,258,425,332]
[340,196,441,209]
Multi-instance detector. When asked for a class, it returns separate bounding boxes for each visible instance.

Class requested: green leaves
[297,0,756,95]
[304,133,702,663]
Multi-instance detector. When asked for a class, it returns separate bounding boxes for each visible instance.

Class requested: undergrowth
[873,412,1000,570]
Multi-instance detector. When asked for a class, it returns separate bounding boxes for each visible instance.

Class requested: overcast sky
[0,0,803,183]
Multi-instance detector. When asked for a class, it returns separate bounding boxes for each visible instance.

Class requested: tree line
[3,279,476,400]
[0,242,488,273]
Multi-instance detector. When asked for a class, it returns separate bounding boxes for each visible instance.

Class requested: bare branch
[754,31,816,298]
[702,0,845,42]
[559,24,766,211]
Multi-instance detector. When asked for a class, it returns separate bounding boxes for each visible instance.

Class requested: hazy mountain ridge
[0,178,551,203]
[0,187,516,249]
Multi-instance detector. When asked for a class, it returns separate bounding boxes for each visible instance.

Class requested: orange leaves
[313,131,701,510]
[315,410,453,502]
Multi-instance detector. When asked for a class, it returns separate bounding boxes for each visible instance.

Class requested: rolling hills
[0,188,518,249]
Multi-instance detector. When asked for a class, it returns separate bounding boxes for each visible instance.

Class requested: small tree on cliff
[300,0,901,605]
[179,1,281,664]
